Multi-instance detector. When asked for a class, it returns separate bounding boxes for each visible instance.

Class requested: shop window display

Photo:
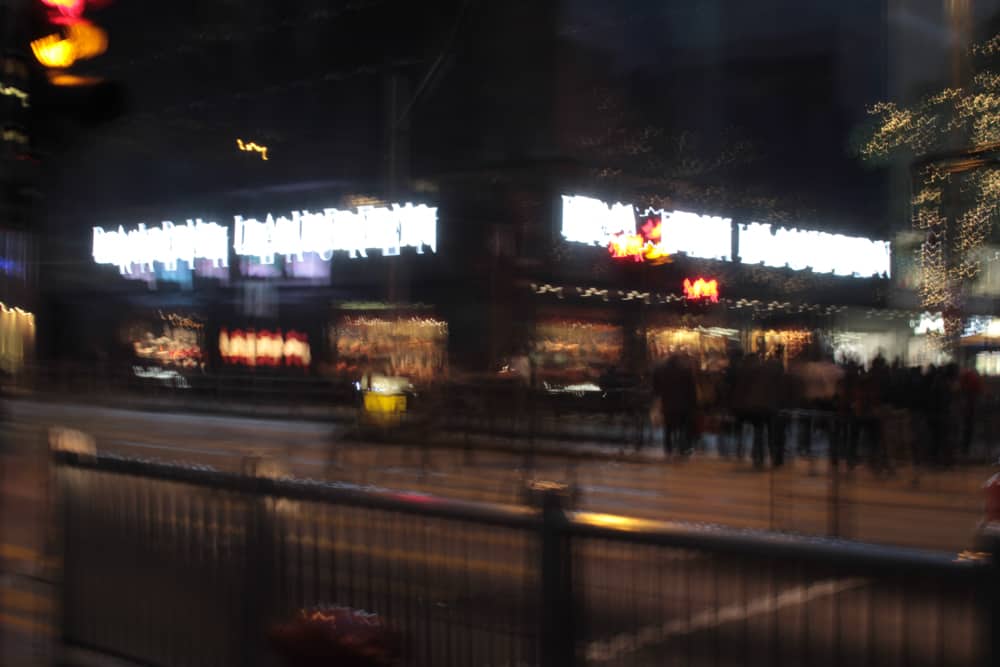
[126,312,204,370]
[646,326,734,371]
[532,320,623,387]
[0,304,34,374]
[748,329,812,364]
[331,317,447,384]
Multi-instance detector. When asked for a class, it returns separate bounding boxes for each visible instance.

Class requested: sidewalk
[18,387,1000,472]
[18,387,653,460]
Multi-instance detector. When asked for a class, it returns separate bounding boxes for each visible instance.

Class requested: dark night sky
[30,0,1000,241]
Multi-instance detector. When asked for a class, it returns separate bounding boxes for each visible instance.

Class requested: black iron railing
[52,450,996,667]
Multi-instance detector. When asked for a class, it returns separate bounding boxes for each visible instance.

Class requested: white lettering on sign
[739,223,891,278]
[560,195,636,245]
[92,220,230,275]
[233,203,437,264]
[912,312,944,335]
[644,209,732,261]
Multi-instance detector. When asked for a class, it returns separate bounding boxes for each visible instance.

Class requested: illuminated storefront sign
[234,202,437,263]
[739,223,891,278]
[561,195,636,246]
[911,312,944,335]
[563,196,732,261]
[648,210,732,261]
[562,195,889,279]
[219,328,311,368]
[682,277,719,303]
[93,201,437,275]
[92,220,230,275]
[963,316,1000,338]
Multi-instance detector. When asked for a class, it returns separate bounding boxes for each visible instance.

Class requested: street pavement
[7,399,990,551]
[0,398,991,665]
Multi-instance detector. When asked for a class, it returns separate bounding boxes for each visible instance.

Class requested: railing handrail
[52,450,537,529]
[567,510,986,576]
[54,450,990,578]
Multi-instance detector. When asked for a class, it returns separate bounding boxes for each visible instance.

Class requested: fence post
[241,456,279,667]
[978,522,1000,667]
[529,481,576,667]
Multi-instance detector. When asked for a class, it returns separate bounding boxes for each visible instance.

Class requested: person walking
[653,353,697,459]
[764,347,788,467]
[959,366,984,460]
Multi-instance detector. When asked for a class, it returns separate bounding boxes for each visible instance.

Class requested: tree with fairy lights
[860,34,1000,346]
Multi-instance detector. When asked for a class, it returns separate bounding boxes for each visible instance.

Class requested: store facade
[513,191,917,382]
[62,188,459,398]
[61,178,969,401]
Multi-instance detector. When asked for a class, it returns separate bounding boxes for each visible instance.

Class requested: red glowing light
[608,216,671,264]
[641,217,662,244]
[608,232,647,262]
[40,0,86,24]
[683,278,719,303]
[219,328,311,367]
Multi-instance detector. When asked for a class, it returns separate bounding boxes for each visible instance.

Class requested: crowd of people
[646,347,989,470]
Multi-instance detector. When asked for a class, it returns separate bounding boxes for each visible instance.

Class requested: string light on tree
[862,36,1000,343]
[237,138,268,161]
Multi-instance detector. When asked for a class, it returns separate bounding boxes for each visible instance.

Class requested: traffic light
[30,0,108,83]
[27,0,124,128]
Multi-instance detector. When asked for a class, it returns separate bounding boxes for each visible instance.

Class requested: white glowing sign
[93,202,437,275]
[644,209,732,261]
[739,223,891,278]
[92,220,230,275]
[561,196,733,260]
[560,195,636,245]
[963,316,1000,338]
[233,203,437,263]
[912,312,945,335]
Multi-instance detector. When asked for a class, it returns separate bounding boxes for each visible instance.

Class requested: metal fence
[53,450,996,667]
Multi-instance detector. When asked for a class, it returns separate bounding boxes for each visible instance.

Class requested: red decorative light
[641,217,662,245]
[220,328,311,368]
[608,232,647,262]
[683,278,719,303]
[608,215,671,264]
[40,0,86,25]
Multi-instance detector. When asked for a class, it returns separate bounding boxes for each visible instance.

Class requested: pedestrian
[721,348,745,458]
[764,346,788,467]
[959,366,984,460]
[737,353,772,468]
[652,353,697,459]
[792,349,843,460]
[862,354,890,472]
